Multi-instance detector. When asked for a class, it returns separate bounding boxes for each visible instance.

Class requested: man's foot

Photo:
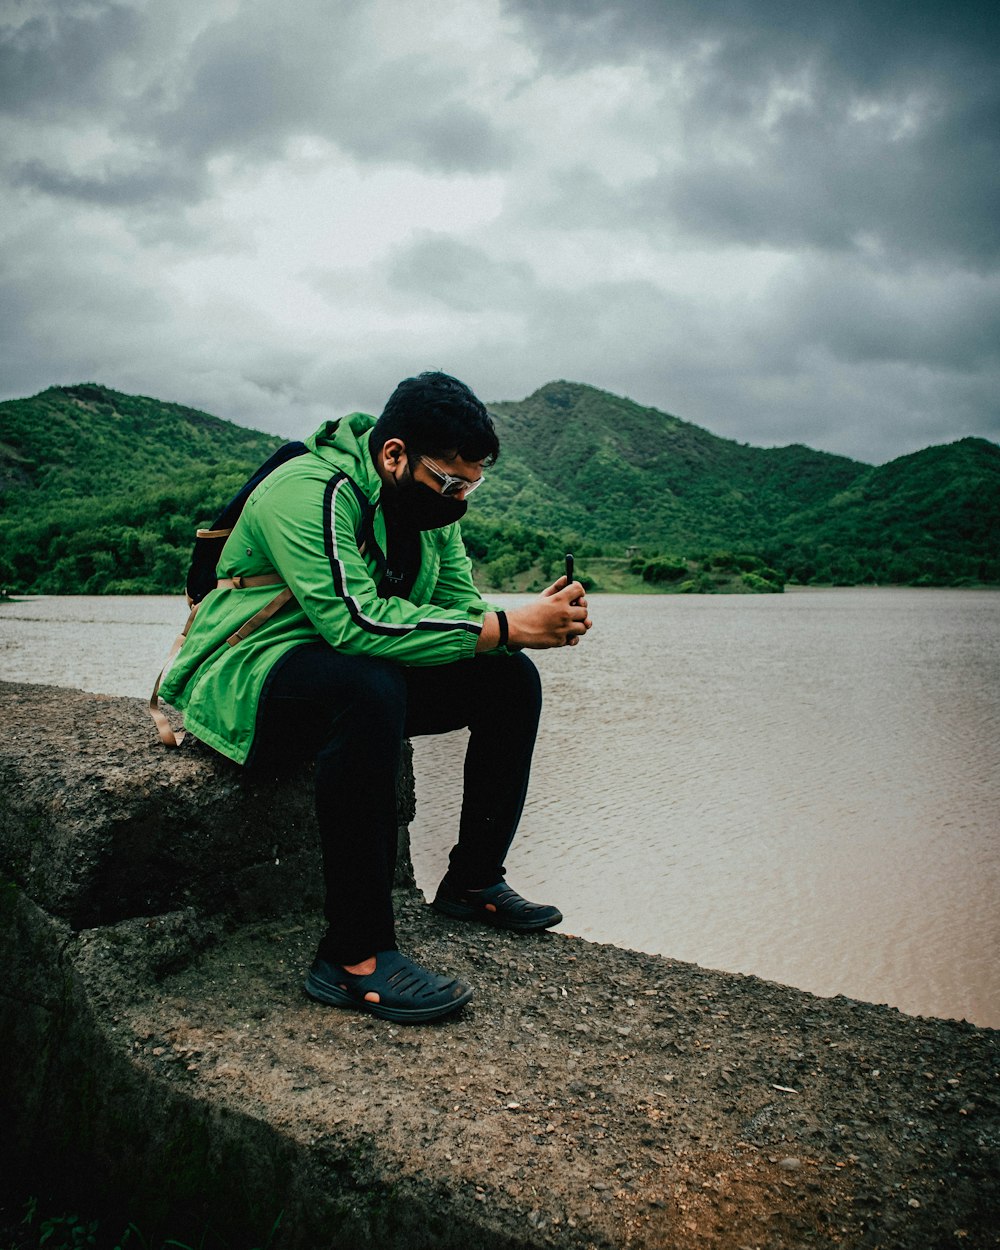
[304,949,473,1023]
[431,879,563,933]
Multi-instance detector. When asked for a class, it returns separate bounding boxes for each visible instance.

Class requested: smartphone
[565,553,574,588]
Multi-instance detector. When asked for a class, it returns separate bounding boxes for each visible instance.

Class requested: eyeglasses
[418,455,485,497]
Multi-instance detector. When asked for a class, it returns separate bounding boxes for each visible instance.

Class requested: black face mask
[383,471,468,531]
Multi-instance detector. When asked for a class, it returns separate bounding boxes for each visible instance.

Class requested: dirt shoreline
[2,681,998,1247]
[3,887,995,1250]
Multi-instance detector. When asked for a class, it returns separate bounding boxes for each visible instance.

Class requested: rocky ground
[2,680,998,1249]
[6,891,996,1250]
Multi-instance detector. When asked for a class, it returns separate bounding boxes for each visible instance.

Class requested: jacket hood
[304,412,381,502]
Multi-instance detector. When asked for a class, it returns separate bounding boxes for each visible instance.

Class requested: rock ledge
[1,683,998,1249]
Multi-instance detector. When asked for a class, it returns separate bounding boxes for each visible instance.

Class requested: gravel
[50,891,1000,1249]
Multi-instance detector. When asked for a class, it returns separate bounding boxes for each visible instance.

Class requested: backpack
[185,440,308,605]
[149,439,379,747]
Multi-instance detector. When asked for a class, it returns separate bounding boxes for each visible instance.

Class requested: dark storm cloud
[387,235,535,312]
[0,216,174,403]
[1,0,510,218]
[757,260,1000,373]
[140,3,511,173]
[507,0,1000,91]
[508,0,1000,269]
[663,96,1000,267]
[9,158,205,208]
[405,103,511,176]
[0,1,147,117]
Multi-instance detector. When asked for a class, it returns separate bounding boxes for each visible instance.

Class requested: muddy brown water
[2,587,997,1027]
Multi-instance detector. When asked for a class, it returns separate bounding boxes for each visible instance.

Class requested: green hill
[0,383,282,593]
[0,381,282,500]
[479,381,864,551]
[0,380,996,595]
[466,381,998,590]
[767,437,1000,586]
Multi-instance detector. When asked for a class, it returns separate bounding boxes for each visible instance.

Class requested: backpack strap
[149,602,201,748]
[186,441,309,604]
[220,578,294,646]
[150,572,291,746]
[152,474,382,748]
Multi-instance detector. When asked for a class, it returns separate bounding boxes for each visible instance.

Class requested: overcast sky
[2,0,998,464]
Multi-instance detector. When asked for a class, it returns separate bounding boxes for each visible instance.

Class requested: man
[159,371,591,1023]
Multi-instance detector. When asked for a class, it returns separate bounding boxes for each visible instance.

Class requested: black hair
[369,371,500,466]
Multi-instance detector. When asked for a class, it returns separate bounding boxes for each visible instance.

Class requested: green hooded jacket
[158,413,492,763]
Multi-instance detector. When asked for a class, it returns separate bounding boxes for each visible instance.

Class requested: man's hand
[506,577,592,649]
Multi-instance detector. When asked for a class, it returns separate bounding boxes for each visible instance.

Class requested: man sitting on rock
[158,371,591,1023]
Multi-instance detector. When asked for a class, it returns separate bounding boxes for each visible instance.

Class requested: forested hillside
[767,438,1000,586]
[0,380,996,595]
[459,381,998,589]
[480,381,864,552]
[0,383,281,593]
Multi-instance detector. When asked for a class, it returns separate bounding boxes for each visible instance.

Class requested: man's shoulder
[251,455,375,521]
[248,452,339,507]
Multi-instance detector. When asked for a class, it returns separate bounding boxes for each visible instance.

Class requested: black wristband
[495,610,509,649]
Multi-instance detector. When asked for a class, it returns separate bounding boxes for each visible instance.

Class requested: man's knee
[508,651,542,702]
[477,651,542,719]
[276,647,408,749]
[335,656,408,735]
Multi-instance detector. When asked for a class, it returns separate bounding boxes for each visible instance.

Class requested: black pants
[247,642,542,965]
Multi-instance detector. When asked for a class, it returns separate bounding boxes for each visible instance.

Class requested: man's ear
[381,437,408,471]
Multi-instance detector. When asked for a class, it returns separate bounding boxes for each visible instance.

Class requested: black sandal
[432,879,563,933]
[305,950,473,1023]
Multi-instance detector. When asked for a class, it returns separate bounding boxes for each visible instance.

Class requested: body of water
[2,589,997,1028]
